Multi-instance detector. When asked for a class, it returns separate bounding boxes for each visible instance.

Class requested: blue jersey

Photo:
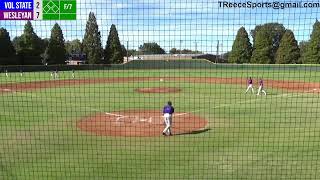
[163,105,174,114]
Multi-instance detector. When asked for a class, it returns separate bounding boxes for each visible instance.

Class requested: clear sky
[0,0,319,54]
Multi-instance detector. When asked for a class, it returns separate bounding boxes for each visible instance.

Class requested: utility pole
[180,40,183,56]
[216,40,219,64]
[127,41,129,62]
[220,43,223,60]
[194,41,198,59]
[194,41,197,53]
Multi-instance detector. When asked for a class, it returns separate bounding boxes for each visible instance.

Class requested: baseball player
[72,69,75,79]
[5,69,8,77]
[245,77,255,94]
[54,70,59,79]
[162,101,174,136]
[257,78,267,96]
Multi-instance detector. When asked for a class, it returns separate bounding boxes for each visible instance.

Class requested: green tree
[0,28,15,57]
[298,41,309,64]
[45,23,66,64]
[65,39,82,55]
[275,30,300,64]
[251,23,285,63]
[0,28,16,65]
[83,12,103,64]
[121,45,127,57]
[251,28,273,64]
[301,20,320,64]
[169,48,202,54]
[139,42,165,55]
[104,24,124,64]
[127,49,138,56]
[229,27,252,64]
[169,48,177,54]
[181,49,202,54]
[14,21,44,64]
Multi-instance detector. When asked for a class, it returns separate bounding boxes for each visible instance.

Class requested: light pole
[127,40,129,62]
[194,41,198,53]
[180,40,183,56]
[216,40,219,64]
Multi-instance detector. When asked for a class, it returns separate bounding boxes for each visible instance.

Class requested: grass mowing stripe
[176,90,314,118]
[16,92,103,113]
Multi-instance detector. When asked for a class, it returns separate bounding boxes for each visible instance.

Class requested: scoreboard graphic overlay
[0,0,76,20]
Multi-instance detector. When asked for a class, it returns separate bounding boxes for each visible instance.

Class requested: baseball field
[0,61,320,179]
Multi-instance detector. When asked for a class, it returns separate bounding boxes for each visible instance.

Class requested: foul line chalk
[174,90,315,118]
[0,88,12,92]
[105,112,124,117]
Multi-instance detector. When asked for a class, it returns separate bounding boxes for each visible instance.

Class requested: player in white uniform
[54,70,59,79]
[257,78,267,96]
[245,77,254,94]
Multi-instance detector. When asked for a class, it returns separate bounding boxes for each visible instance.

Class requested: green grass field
[0,65,320,179]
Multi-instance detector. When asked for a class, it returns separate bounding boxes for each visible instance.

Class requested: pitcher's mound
[136,87,181,93]
[77,110,208,137]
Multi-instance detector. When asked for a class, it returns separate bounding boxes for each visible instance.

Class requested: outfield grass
[1,64,320,84]
[0,68,319,179]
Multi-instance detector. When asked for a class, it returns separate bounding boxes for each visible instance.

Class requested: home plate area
[77,110,208,137]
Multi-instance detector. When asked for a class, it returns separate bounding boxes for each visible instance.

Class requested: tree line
[0,12,125,65]
[1,14,320,65]
[229,21,320,64]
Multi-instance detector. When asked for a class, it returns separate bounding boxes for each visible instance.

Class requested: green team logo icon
[43,0,60,14]
[42,0,77,20]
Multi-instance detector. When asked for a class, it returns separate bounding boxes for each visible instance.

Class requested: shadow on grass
[174,128,211,136]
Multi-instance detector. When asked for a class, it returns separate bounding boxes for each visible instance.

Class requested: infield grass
[0,67,319,179]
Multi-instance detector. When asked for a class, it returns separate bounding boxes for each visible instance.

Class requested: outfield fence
[2,61,320,73]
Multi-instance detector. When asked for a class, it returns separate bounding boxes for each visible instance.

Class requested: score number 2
[34,0,42,20]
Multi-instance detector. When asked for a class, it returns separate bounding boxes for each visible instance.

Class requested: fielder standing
[54,70,59,79]
[245,77,255,94]
[162,101,174,136]
[257,78,267,96]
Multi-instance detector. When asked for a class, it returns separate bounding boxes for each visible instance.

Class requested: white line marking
[174,113,188,116]
[15,89,318,122]
[174,90,315,117]
[0,88,12,91]
[116,116,125,123]
[105,112,123,117]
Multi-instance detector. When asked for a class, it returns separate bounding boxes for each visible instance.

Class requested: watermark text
[218,1,320,9]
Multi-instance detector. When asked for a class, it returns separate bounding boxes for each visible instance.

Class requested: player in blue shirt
[162,101,174,136]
